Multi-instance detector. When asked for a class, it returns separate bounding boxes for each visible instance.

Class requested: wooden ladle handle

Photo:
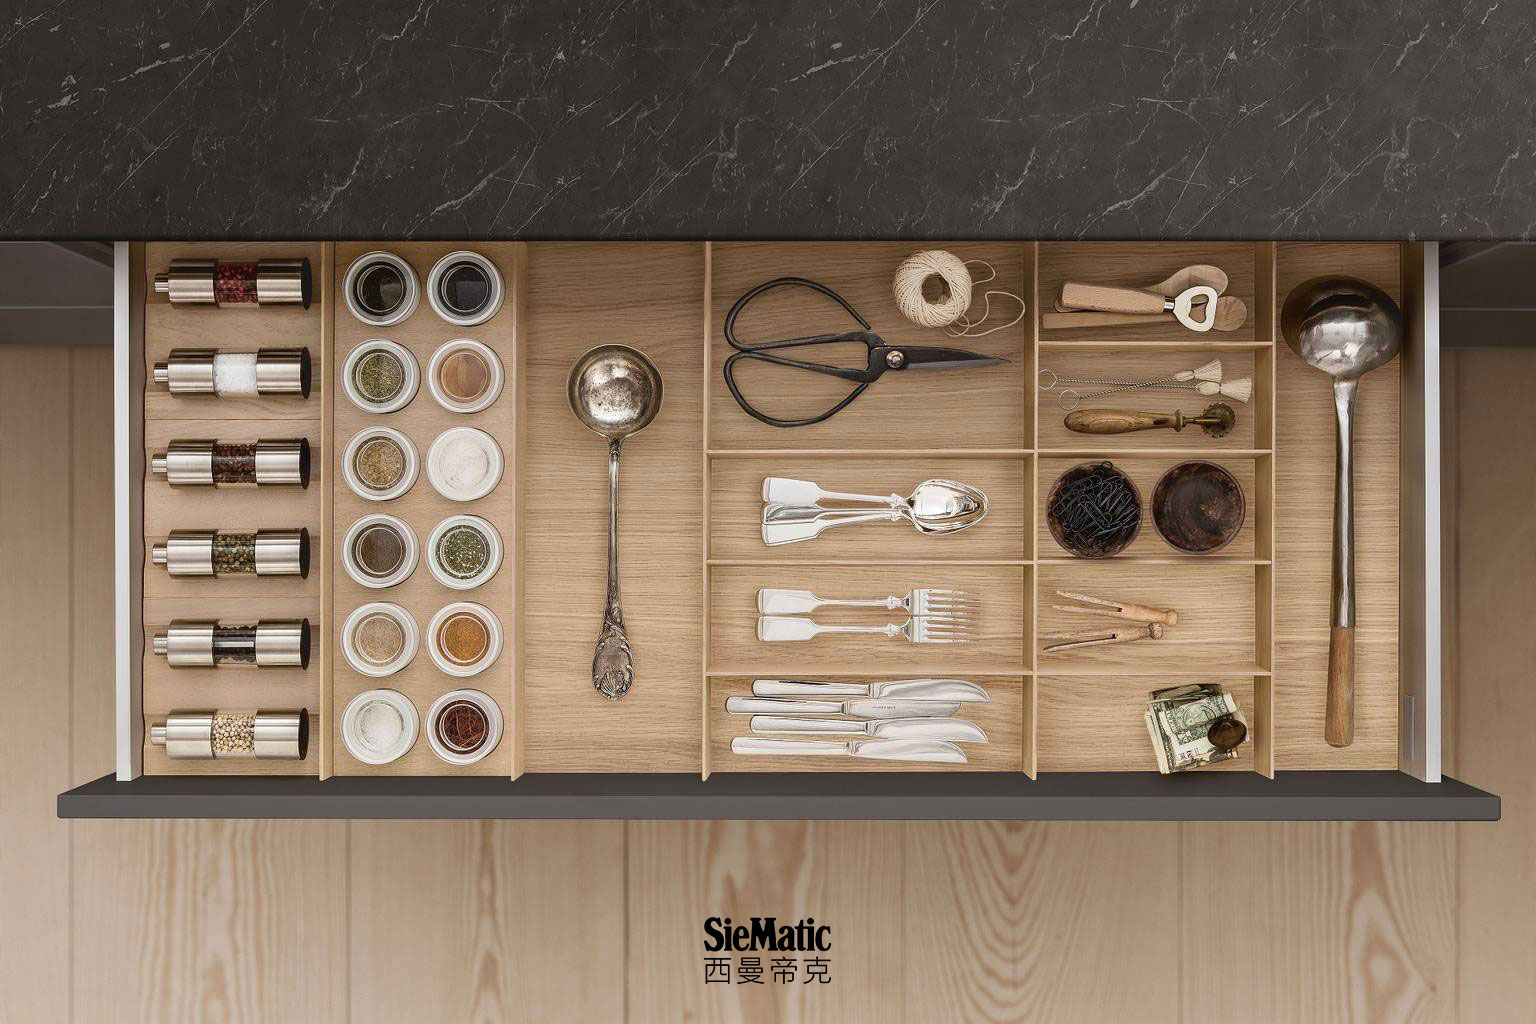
[1326,625,1354,747]
[1064,408,1173,433]
[1060,282,1167,315]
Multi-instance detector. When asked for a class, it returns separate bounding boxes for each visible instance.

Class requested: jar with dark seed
[212,625,258,664]
[212,442,258,483]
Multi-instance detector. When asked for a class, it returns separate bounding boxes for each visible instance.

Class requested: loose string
[892,249,1026,338]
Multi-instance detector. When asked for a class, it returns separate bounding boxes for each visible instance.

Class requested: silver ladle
[1281,276,1403,748]
[567,344,664,701]
[760,478,989,545]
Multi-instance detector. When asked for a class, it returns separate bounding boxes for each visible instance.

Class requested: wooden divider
[329,243,522,777]
[132,240,1405,780]
[139,241,325,776]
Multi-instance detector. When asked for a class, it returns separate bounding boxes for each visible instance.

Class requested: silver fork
[757,615,974,644]
[756,588,974,618]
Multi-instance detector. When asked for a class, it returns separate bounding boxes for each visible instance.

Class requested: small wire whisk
[1038,360,1250,409]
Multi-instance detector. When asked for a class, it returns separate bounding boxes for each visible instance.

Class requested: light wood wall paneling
[626,820,907,1022]
[905,822,1182,1022]
[0,346,76,1021]
[1179,822,1456,1023]
[1273,243,1401,769]
[520,242,705,773]
[348,821,626,1021]
[1449,347,1536,1022]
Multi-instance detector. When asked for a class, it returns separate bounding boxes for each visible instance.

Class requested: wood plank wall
[0,342,1524,1022]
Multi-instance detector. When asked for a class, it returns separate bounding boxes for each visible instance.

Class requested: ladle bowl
[566,345,664,701]
[1280,276,1403,747]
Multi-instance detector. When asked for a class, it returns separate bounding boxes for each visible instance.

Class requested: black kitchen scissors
[723,276,1010,427]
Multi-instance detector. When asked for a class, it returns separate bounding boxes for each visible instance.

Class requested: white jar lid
[342,688,420,765]
[426,338,503,414]
[343,251,419,327]
[426,427,502,502]
[426,251,503,327]
[341,514,419,589]
[342,426,419,502]
[340,601,419,677]
[342,339,420,415]
[426,514,503,590]
[425,688,503,765]
[425,601,503,677]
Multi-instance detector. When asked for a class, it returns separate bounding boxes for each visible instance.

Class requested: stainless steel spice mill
[150,709,308,760]
[152,619,311,669]
[153,347,312,398]
[154,257,312,308]
[152,528,309,577]
[151,438,310,487]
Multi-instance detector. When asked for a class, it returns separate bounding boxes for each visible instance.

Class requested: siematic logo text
[704,917,831,952]
[703,917,833,985]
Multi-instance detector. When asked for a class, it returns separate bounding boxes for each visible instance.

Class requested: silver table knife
[725,696,962,719]
[750,715,988,743]
[731,736,968,763]
[752,678,990,702]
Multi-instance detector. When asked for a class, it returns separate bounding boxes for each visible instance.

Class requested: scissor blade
[896,346,1010,371]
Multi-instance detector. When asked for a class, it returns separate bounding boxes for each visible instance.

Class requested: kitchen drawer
[58,241,1498,820]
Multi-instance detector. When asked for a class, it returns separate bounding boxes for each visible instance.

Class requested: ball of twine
[892,250,974,329]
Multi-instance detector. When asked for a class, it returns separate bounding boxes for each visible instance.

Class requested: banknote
[1144,684,1245,774]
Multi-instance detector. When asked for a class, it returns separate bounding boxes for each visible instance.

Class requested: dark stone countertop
[2,0,1532,240]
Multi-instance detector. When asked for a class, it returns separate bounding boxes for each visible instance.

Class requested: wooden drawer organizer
[125,240,1414,781]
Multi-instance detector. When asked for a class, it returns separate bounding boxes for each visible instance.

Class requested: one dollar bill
[1144,684,1245,774]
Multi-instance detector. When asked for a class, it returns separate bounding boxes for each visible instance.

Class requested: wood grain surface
[1272,242,1401,769]
[140,242,325,776]
[7,343,1533,1021]
[708,242,1031,450]
[520,243,705,771]
[1038,241,1258,344]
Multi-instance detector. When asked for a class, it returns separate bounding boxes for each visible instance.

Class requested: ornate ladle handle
[592,437,634,700]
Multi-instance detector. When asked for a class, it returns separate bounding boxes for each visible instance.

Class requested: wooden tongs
[1041,591,1178,653]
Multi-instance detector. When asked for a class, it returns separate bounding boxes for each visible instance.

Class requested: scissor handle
[724,351,872,427]
[722,276,884,428]
[724,276,871,349]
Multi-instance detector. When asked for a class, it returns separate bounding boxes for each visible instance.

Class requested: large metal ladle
[1281,277,1403,747]
[567,344,664,701]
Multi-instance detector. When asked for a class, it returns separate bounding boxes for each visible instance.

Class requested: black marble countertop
[3,0,1531,240]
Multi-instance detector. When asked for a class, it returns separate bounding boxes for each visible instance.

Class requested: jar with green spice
[426,514,502,590]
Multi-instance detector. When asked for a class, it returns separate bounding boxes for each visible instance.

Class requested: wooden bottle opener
[1058,282,1219,332]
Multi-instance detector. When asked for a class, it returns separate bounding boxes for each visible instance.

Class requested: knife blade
[751,678,990,702]
[724,696,963,719]
[749,715,988,743]
[730,736,968,763]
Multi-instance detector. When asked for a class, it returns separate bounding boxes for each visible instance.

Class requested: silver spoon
[567,344,664,701]
[1281,277,1402,748]
[760,478,989,545]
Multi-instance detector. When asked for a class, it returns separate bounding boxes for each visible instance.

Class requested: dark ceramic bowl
[1151,460,1246,554]
[1046,461,1142,558]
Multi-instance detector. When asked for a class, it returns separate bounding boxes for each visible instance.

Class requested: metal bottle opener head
[1171,285,1220,331]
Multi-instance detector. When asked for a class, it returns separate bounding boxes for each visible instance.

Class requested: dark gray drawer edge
[58,772,1499,821]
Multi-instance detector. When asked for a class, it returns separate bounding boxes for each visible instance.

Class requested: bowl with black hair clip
[1046,461,1141,558]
